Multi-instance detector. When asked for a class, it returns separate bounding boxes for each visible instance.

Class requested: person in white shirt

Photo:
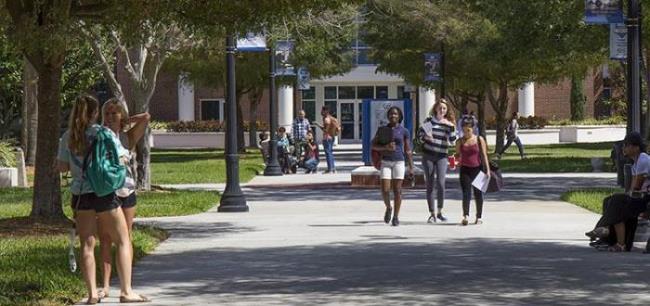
[586,132,650,252]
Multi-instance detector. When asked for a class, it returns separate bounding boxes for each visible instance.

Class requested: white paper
[422,121,434,136]
[471,171,490,193]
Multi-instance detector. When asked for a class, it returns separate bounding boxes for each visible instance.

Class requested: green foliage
[570,75,586,121]
[161,120,268,133]
[0,32,22,139]
[561,188,622,214]
[549,116,626,126]
[0,141,15,167]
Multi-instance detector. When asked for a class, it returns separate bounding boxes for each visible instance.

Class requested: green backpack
[82,127,126,197]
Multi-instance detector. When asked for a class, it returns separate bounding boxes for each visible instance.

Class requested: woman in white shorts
[372,106,414,226]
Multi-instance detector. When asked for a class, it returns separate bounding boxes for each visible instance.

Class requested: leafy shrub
[0,141,15,167]
[548,116,626,126]
[149,121,170,131]
[161,120,269,133]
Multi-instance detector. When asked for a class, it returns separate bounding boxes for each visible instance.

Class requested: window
[338,86,356,99]
[397,86,407,100]
[301,87,316,121]
[376,86,388,99]
[357,86,374,99]
[325,86,337,99]
[325,100,337,118]
[201,99,224,121]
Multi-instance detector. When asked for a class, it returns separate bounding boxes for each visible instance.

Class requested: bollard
[14,147,28,187]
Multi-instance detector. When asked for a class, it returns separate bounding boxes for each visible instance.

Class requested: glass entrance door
[338,100,360,142]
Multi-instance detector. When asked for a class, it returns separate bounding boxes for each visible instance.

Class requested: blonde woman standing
[57,95,148,304]
[98,98,150,300]
[418,99,456,223]
[455,118,490,225]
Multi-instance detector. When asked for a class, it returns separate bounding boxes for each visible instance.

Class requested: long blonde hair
[69,95,99,155]
[101,98,130,132]
[429,98,456,125]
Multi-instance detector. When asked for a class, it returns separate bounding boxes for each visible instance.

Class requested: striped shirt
[418,117,456,159]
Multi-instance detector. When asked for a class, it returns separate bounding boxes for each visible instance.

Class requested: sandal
[86,297,101,305]
[120,294,151,303]
[427,214,437,223]
[98,289,109,299]
[607,243,626,252]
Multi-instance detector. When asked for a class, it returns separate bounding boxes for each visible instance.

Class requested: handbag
[477,136,503,192]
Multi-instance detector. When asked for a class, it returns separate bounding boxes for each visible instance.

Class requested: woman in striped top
[418,99,456,223]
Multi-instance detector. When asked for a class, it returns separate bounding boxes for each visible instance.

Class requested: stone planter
[0,167,18,187]
[558,125,626,143]
[151,131,261,149]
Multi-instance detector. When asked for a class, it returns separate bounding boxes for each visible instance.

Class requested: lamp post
[627,0,641,134]
[218,35,249,212]
[264,45,283,176]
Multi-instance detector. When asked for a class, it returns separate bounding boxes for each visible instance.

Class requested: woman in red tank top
[455,118,490,225]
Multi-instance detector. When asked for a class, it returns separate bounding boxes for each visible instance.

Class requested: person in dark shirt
[372,106,414,226]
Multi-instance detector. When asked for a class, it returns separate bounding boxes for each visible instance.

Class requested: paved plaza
[94,171,650,306]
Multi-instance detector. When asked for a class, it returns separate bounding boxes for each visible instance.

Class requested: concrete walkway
[95,172,650,306]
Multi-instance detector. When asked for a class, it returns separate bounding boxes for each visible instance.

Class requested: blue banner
[275,40,296,76]
[610,23,627,60]
[424,53,442,82]
[585,0,624,24]
[237,33,267,52]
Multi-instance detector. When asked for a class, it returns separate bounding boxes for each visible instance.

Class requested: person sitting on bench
[586,132,650,252]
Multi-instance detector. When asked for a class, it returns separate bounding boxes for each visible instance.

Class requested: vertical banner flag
[584,0,624,24]
[297,67,310,90]
[610,23,627,60]
[424,53,442,82]
[275,40,296,76]
[236,33,267,52]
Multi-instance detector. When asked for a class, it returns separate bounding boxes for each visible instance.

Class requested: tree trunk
[22,57,38,166]
[30,57,64,220]
[643,48,650,139]
[488,83,509,154]
[135,128,151,190]
[248,88,263,148]
[476,93,486,139]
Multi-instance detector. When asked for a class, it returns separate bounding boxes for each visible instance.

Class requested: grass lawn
[561,188,622,214]
[488,142,615,172]
[151,149,265,184]
[0,187,218,305]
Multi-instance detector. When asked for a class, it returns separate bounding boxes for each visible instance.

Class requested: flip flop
[120,294,151,303]
[98,289,108,299]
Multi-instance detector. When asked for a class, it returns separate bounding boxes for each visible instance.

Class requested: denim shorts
[71,193,120,213]
[119,192,137,209]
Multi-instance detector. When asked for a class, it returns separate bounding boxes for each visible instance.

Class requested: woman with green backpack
[57,95,149,304]
[98,98,150,300]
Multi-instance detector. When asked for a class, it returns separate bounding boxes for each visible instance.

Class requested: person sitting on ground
[301,130,319,174]
[259,132,270,164]
[276,127,294,174]
[585,132,650,252]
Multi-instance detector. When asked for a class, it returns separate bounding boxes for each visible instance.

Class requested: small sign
[275,40,295,76]
[297,67,310,90]
[585,0,624,24]
[236,33,267,52]
[424,53,442,82]
[610,23,627,60]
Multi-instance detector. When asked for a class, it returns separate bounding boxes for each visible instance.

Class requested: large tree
[364,0,606,152]
[1,1,111,219]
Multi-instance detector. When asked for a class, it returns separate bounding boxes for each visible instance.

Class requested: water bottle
[68,228,77,273]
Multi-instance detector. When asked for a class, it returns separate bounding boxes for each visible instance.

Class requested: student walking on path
[455,118,491,226]
[98,98,150,300]
[418,99,456,223]
[497,111,526,160]
[57,95,149,304]
[372,107,414,226]
[314,106,340,174]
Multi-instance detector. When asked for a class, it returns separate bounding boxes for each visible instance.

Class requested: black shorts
[119,192,137,209]
[71,193,120,213]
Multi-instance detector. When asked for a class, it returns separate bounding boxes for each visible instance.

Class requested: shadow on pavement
[132,238,650,305]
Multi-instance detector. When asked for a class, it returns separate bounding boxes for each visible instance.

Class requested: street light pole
[264,45,283,176]
[218,35,249,212]
[627,0,641,133]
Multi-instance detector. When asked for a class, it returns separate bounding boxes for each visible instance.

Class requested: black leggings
[460,166,484,218]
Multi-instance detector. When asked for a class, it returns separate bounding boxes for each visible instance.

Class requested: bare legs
[99,206,135,296]
[381,179,403,225]
[76,210,99,302]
